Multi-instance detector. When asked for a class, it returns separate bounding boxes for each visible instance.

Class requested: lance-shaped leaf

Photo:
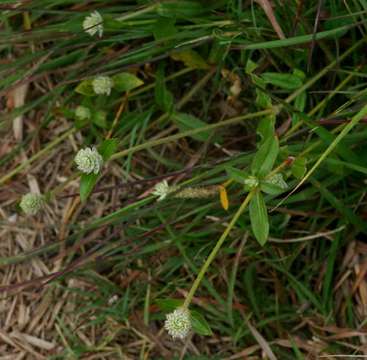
[249,190,269,246]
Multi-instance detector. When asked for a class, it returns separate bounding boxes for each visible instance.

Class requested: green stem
[116,3,158,22]
[183,190,255,308]
[111,109,274,161]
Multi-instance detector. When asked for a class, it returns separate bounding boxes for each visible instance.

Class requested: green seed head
[20,193,44,216]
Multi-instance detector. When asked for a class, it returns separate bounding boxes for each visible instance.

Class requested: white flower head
[20,193,44,216]
[74,147,103,174]
[75,106,91,120]
[164,307,191,339]
[92,76,113,96]
[83,11,103,37]
[152,180,170,201]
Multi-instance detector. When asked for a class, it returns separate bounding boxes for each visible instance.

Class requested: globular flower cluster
[20,193,44,215]
[243,175,259,189]
[74,147,103,175]
[75,105,91,120]
[152,180,172,201]
[83,11,103,37]
[92,76,113,96]
[164,307,192,339]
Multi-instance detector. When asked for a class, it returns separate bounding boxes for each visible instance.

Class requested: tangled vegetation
[1,1,367,358]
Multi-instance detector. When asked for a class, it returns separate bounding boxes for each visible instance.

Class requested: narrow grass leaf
[290,104,367,194]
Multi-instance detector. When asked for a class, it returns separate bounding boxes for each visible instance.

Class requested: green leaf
[251,135,279,177]
[112,72,144,92]
[256,115,275,143]
[249,191,269,246]
[261,72,303,90]
[80,173,99,202]
[293,91,307,125]
[156,299,184,312]
[251,74,272,109]
[225,166,248,184]
[98,138,118,161]
[291,157,307,179]
[191,310,213,336]
[208,40,227,65]
[153,17,177,40]
[245,59,258,74]
[75,79,95,96]
[170,49,209,69]
[293,68,306,81]
[155,65,174,112]
[260,174,288,195]
[91,110,107,129]
[173,112,210,142]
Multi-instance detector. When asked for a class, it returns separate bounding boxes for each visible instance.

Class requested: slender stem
[0,127,76,186]
[111,109,274,160]
[183,190,255,308]
[116,4,158,22]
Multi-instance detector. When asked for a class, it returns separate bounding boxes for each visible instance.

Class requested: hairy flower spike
[83,11,103,37]
[164,307,191,339]
[92,76,113,96]
[152,181,220,201]
[20,193,44,215]
[75,106,91,120]
[74,147,103,174]
[174,186,218,199]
